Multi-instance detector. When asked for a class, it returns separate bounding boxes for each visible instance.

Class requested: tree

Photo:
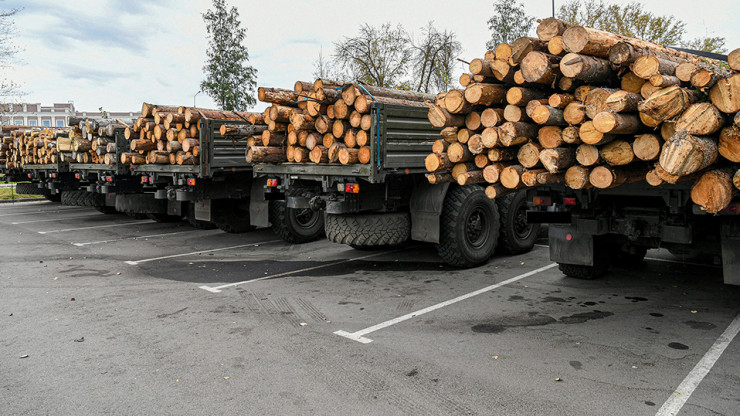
[312,47,339,80]
[200,0,257,111]
[0,7,22,100]
[333,23,412,88]
[485,0,535,50]
[681,36,727,54]
[557,1,685,46]
[411,22,462,93]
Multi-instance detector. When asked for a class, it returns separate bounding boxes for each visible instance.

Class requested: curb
[0,198,47,204]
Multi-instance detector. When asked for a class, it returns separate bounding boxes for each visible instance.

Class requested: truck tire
[212,199,255,233]
[43,189,61,202]
[436,185,500,268]
[62,190,88,206]
[496,191,540,254]
[14,182,41,195]
[325,212,410,248]
[557,263,609,280]
[269,200,325,243]
[186,202,217,230]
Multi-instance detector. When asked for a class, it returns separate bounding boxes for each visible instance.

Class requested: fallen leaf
[53,277,58,281]
[632,365,638,369]
[20,354,28,359]
[176,379,180,383]
[555,377,562,382]
[223,376,230,380]
[299,322,308,327]
[74,337,84,343]
[70,298,75,301]
[691,310,698,314]
[492,355,499,359]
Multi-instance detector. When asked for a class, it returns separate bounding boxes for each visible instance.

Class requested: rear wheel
[325,212,410,248]
[14,182,42,195]
[436,185,500,267]
[496,191,540,254]
[212,199,255,233]
[269,200,324,243]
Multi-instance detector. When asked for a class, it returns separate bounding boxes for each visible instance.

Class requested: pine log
[589,165,649,189]
[517,141,543,168]
[718,126,740,162]
[661,121,677,140]
[333,99,350,119]
[332,120,352,139]
[357,146,372,164]
[182,138,200,152]
[510,37,548,65]
[465,112,482,131]
[649,74,681,88]
[691,168,736,213]
[499,165,526,189]
[632,55,679,79]
[306,132,322,150]
[481,128,500,148]
[141,103,179,118]
[343,83,435,104]
[675,103,725,136]
[444,89,472,114]
[638,86,699,122]
[451,162,477,180]
[548,93,575,108]
[526,99,549,118]
[457,170,486,186]
[639,112,660,128]
[481,108,505,128]
[246,146,286,163]
[504,105,531,123]
[491,59,517,83]
[482,162,509,183]
[293,147,310,163]
[470,58,494,77]
[659,130,718,176]
[457,128,474,144]
[576,144,602,166]
[621,71,646,93]
[605,90,641,113]
[428,105,465,128]
[219,124,268,137]
[465,83,508,106]
[521,52,561,84]
[728,48,740,71]
[459,73,473,87]
[548,36,565,55]
[426,172,455,184]
[709,74,740,114]
[506,87,548,106]
[691,69,726,90]
[599,140,634,166]
[560,53,614,82]
[309,146,329,164]
[558,76,579,91]
[531,105,567,125]
[579,121,615,145]
[487,148,518,162]
[584,87,618,119]
[562,126,581,144]
[467,135,485,155]
[121,152,146,164]
[537,17,568,41]
[327,142,345,163]
[494,43,512,61]
[441,127,459,143]
[592,111,642,134]
[563,102,587,125]
[448,142,474,163]
[498,122,538,147]
[640,82,661,99]
[130,139,155,152]
[537,125,564,148]
[539,147,576,173]
[632,134,662,161]
[565,165,592,189]
[474,154,490,168]
[485,183,516,199]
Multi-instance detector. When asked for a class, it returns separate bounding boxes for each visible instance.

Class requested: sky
[2,0,739,113]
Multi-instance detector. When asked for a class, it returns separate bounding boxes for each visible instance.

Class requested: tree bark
[426,172,455,184]
[457,170,486,186]
[246,146,286,163]
[539,147,576,173]
[592,111,642,134]
[589,165,649,189]
[659,130,718,176]
[605,90,641,113]
[560,53,614,82]
[487,148,518,162]
[465,83,507,106]
[498,122,538,147]
[675,103,725,136]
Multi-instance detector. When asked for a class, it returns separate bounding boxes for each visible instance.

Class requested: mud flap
[549,224,594,266]
[409,182,449,244]
[249,177,269,228]
[194,200,211,221]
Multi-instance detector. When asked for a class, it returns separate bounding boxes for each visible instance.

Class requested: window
[43,120,50,127]
[29,120,37,126]
[15,120,22,125]
[56,120,64,127]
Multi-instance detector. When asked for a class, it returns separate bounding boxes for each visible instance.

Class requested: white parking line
[0,207,88,217]
[38,220,152,234]
[125,239,282,265]
[644,257,722,268]
[199,247,410,293]
[73,229,203,246]
[334,263,558,344]
[12,213,102,224]
[656,313,740,416]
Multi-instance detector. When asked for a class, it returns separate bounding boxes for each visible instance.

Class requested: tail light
[533,196,552,206]
[141,176,148,183]
[344,183,360,193]
[186,178,196,186]
[563,197,577,206]
[74,173,81,179]
[266,178,278,187]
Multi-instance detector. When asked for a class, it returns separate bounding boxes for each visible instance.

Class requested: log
[604,90,641,113]
[306,132,322,150]
[641,82,661,99]
[560,53,614,82]
[425,152,452,172]
[500,165,527,189]
[537,17,568,41]
[659,130,718,176]
[475,154,490,168]
[314,78,345,91]
[579,121,615,145]
[638,86,699,122]
[539,147,576,173]
[485,183,516,199]
[691,69,725,90]
[246,146,286,163]
[448,142,474,163]
[459,73,473,87]
[457,170,486,186]
[481,127,500,148]
[426,172,455,184]
[520,52,561,84]
[599,140,634,166]
[440,127,459,143]
[457,128,475,144]
[491,59,517,83]
[121,152,146,165]
[517,141,543,168]
[487,148,518,162]
[661,121,677,141]
[563,102,587,125]
[465,83,507,106]
[257,87,302,106]
[729,48,740,71]
[333,99,350,119]
[309,146,329,164]
[182,138,200,153]
[481,108,505,128]
[675,103,725,136]
[495,43,512,61]
[358,146,372,164]
[538,125,564,148]
[584,87,618,119]
[592,111,642,134]
[465,112,482,131]
[510,37,548,65]
[482,162,509,183]
[141,103,179,118]
[504,105,531,123]
[566,26,702,61]
[632,55,679,79]
[470,58,494,77]
[432,139,449,154]
[649,74,681,88]
[718,126,740,162]
[219,124,268,137]
[451,162,477,180]
[467,134,485,155]
[269,105,294,122]
[498,122,538,147]
[342,83,435,104]
[691,169,736,214]
[621,71,646,93]
[349,111,362,128]
[575,144,602,166]
[558,76,579,92]
[506,87,548,106]
[443,89,472,114]
[709,74,740,114]
[315,115,332,134]
[531,105,567,126]
[562,126,581,144]
[589,165,649,189]
[293,147,310,163]
[166,140,182,153]
[148,151,170,164]
[548,93,575,109]
[565,165,592,189]
[427,105,465,128]
[261,130,285,147]
[332,120,352,139]
[547,36,565,55]
[632,134,662,161]
[360,114,372,131]
[130,139,155,152]
[735,170,740,191]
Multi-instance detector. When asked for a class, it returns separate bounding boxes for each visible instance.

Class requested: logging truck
[253,102,541,266]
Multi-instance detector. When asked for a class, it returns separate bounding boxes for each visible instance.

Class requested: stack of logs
[2,126,69,167]
[120,103,267,166]
[59,117,134,165]
[246,80,434,164]
[425,17,740,214]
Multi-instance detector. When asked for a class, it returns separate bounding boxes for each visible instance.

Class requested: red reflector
[27,174,32,178]
[345,183,359,193]
[533,196,552,206]
[106,176,113,182]
[566,234,573,241]
[75,174,81,179]
[141,176,148,183]
[187,178,196,186]
[563,197,577,206]
[51,173,56,178]
[266,179,278,187]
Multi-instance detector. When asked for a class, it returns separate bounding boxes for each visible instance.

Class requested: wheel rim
[513,200,534,240]
[465,206,490,249]
[292,208,320,229]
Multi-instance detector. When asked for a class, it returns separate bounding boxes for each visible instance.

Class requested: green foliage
[201,0,257,111]
[485,0,535,49]
[558,1,686,45]
[681,36,727,54]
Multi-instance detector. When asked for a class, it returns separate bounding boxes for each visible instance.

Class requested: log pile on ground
[120,103,266,166]
[247,80,435,164]
[2,126,70,168]
[425,18,740,214]
[61,117,134,165]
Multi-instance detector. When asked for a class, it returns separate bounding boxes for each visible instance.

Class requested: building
[0,102,137,127]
